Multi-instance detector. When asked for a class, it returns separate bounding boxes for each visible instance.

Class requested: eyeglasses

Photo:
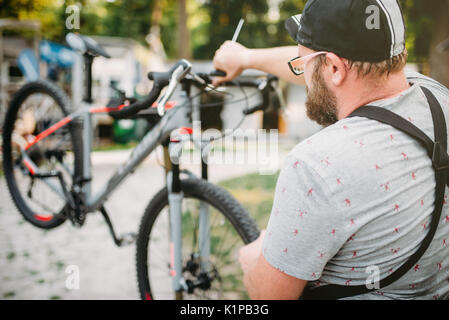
[288,51,328,76]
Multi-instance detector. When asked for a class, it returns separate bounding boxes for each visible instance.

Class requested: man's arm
[212,41,305,86]
[245,254,308,300]
[239,230,307,299]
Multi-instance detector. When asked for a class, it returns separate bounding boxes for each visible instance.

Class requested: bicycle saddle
[66,33,111,58]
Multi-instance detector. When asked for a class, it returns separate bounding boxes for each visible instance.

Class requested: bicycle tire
[136,177,260,300]
[2,80,83,229]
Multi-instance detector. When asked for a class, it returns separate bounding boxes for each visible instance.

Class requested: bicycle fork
[167,141,211,297]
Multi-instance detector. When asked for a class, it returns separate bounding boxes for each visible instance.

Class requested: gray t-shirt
[263,72,449,299]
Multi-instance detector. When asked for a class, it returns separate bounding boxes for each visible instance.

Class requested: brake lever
[258,79,268,91]
[188,71,207,86]
[157,63,191,116]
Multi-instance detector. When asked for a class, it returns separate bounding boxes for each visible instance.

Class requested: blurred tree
[158,0,178,58]
[189,0,210,60]
[101,0,154,44]
[0,0,43,17]
[0,0,64,40]
[401,0,449,87]
[193,0,270,59]
[269,0,307,47]
[178,0,191,58]
[427,0,449,88]
[1,0,447,86]
[399,0,449,86]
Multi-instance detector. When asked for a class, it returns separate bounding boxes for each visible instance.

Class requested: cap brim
[285,14,302,43]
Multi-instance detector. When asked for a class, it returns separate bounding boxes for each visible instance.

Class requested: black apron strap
[302,86,449,300]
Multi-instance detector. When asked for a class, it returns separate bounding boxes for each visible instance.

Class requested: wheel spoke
[4,83,78,228]
[143,187,251,300]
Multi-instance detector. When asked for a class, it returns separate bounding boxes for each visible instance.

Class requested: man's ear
[324,52,347,86]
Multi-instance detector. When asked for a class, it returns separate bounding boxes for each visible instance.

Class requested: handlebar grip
[109,83,163,119]
[109,69,175,119]
[210,70,226,77]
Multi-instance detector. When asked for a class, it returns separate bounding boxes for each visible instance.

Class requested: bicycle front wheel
[2,80,83,229]
[136,178,260,300]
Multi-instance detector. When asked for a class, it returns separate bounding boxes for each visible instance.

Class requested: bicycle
[2,33,283,299]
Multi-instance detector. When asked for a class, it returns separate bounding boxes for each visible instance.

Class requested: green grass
[6,252,16,261]
[93,141,138,152]
[3,292,15,298]
[218,171,280,229]
[54,261,65,271]
[218,172,279,191]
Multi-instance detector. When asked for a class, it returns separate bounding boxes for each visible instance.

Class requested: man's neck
[337,70,410,120]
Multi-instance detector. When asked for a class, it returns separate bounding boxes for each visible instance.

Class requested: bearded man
[213,0,449,300]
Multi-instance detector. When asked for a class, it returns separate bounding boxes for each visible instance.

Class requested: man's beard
[305,64,338,127]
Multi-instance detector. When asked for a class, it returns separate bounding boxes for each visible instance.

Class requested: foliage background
[1,0,448,84]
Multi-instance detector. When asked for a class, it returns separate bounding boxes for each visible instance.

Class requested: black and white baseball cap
[285,0,406,62]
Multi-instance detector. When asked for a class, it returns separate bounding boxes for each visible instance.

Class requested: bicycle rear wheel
[136,178,260,300]
[2,80,83,229]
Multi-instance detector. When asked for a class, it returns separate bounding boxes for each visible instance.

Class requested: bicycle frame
[23,93,191,210]
[20,86,212,294]
[85,106,193,211]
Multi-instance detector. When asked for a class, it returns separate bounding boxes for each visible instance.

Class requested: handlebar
[109,59,280,120]
[109,60,189,119]
[108,80,164,119]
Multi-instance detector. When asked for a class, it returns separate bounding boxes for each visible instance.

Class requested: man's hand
[212,41,251,86]
[238,229,307,300]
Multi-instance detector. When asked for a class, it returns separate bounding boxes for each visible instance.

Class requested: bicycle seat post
[71,52,84,110]
[83,54,94,103]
